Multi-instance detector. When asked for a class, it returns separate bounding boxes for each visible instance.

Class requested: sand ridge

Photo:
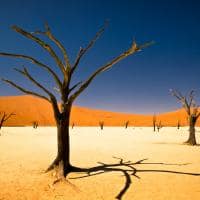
[0,95,196,126]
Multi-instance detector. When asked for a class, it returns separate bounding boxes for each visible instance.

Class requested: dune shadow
[69,157,200,200]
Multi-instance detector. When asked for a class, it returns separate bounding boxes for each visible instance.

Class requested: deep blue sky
[0,0,200,114]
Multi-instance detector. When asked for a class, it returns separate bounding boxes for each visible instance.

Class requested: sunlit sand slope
[0,95,196,126]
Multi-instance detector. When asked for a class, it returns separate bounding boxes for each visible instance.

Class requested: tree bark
[47,104,72,177]
[185,116,197,145]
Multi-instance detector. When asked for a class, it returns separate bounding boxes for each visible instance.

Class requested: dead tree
[177,120,180,130]
[0,23,152,177]
[32,121,38,129]
[153,114,156,132]
[0,112,15,135]
[99,121,104,130]
[125,120,129,129]
[71,122,75,129]
[170,89,200,145]
[156,120,162,132]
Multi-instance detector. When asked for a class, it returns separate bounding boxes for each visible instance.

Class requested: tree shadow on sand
[152,142,200,146]
[68,157,200,200]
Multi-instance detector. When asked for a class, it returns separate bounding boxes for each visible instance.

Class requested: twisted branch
[33,23,71,69]
[12,25,67,78]
[69,40,154,102]
[71,21,109,75]
[2,78,50,102]
[0,52,62,90]
[170,89,200,117]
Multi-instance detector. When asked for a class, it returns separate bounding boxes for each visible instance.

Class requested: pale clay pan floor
[0,127,200,200]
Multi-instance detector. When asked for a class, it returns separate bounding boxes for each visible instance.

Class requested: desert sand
[0,95,198,127]
[0,127,200,200]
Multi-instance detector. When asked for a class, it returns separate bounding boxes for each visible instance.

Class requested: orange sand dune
[0,95,196,126]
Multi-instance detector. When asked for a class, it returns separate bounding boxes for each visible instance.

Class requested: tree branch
[170,89,183,101]
[196,111,200,119]
[33,23,71,70]
[69,81,82,94]
[188,90,195,107]
[170,89,199,116]
[3,112,15,122]
[69,40,153,102]
[14,67,55,98]
[11,25,67,78]
[71,21,109,75]
[2,78,50,102]
[14,67,61,119]
[0,52,62,90]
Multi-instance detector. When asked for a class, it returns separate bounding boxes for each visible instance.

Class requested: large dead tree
[170,89,200,145]
[0,23,152,177]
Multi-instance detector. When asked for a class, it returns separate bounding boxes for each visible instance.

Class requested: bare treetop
[0,23,153,105]
[170,89,200,117]
[0,23,153,111]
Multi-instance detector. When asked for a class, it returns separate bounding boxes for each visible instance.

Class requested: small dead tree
[177,120,180,130]
[0,112,15,135]
[170,89,200,145]
[125,120,129,129]
[153,114,156,132]
[71,122,75,129]
[99,121,104,130]
[0,23,152,177]
[32,121,38,129]
[156,120,162,132]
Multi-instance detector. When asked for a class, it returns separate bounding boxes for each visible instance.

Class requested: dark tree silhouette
[156,120,162,132]
[170,89,200,145]
[0,112,15,135]
[99,121,104,130]
[125,120,129,129]
[153,114,156,132]
[0,23,152,177]
[68,157,200,200]
[177,120,180,130]
[71,122,75,129]
[32,121,38,129]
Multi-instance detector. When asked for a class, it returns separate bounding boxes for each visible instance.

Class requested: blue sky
[0,0,200,114]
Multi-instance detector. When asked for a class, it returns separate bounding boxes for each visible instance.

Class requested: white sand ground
[0,127,200,200]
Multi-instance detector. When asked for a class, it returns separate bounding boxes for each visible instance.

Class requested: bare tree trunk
[185,116,197,145]
[153,116,156,132]
[177,120,180,130]
[99,121,104,130]
[47,104,72,177]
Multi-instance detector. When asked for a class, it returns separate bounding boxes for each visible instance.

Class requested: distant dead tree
[99,121,104,130]
[125,120,129,129]
[71,122,75,129]
[32,121,38,129]
[0,112,15,135]
[0,22,152,177]
[156,121,162,132]
[170,89,200,145]
[153,114,156,132]
[177,120,180,130]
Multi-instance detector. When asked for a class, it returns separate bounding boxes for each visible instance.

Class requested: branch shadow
[152,142,200,146]
[69,157,200,200]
